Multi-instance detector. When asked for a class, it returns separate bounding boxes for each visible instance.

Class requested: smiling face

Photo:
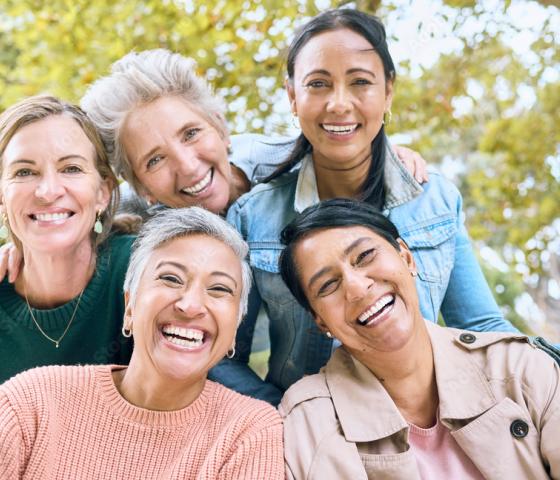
[287,28,393,171]
[125,234,241,384]
[294,226,423,360]
[0,115,110,254]
[121,96,232,213]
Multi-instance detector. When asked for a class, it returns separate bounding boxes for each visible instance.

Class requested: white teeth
[322,124,358,134]
[34,212,71,222]
[162,325,204,341]
[358,294,394,325]
[181,169,212,195]
[162,325,205,349]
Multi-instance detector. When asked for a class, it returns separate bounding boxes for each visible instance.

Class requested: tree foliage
[0,0,559,335]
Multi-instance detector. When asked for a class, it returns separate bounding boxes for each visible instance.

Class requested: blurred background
[1,0,558,342]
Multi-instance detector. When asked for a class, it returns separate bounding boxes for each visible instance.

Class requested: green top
[0,234,135,384]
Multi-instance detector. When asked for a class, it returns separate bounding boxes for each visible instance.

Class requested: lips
[180,169,213,196]
[357,293,395,326]
[30,211,74,222]
[321,123,359,135]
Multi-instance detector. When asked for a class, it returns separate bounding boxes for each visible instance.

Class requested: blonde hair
[0,95,119,247]
[81,49,227,196]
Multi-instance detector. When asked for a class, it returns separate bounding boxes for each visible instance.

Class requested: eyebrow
[302,67,377,83]
[138,122,199,165]
[155,261,238,289]
[6,155,89,166]
[307,237,370,290]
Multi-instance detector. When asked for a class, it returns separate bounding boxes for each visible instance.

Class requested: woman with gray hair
[0,207,284,479]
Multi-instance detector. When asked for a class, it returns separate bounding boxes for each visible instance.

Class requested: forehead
[294,28,381,72]
[3,115,94,164]
[143,234,241,276]
[295,226,386,267]
[123,96,210,135]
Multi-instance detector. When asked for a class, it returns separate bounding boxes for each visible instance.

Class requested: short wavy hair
[124,206,252,325]
[81,49,228,196]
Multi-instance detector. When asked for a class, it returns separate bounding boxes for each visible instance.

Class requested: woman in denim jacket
[220,9,519,405]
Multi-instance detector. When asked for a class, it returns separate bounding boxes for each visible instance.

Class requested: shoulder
[226,170,300,236]
[230,134,296,159]
[432,323,559,396]
[230,134,296,184]
[1,365,97,411]
[412,170,462,210]
[206,381,282,429]
[279,372,331,417]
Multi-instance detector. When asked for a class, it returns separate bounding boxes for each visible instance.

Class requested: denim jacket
[214,136,518,404]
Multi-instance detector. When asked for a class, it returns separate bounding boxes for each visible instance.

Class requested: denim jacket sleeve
[439,189,518,333]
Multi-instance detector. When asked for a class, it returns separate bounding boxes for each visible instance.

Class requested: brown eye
[355,248,375,265]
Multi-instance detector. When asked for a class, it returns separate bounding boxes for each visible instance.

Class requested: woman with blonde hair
[0,95,133,383]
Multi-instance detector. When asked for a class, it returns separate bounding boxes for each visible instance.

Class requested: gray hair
[124,207,251,325]
[81,49,227,195]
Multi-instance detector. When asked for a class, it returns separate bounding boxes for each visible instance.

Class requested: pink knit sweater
[0,365,283,479]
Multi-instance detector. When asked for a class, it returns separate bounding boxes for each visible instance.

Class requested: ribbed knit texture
[0,235,135,384]
[0,365,284,479]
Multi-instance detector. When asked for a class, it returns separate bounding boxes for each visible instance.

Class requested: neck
[15,242,96,308]
[357,321,438,428]
[313,152,371,200]
[114,358,206,411]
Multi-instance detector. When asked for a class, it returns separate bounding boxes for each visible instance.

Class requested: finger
[7,244,22,283]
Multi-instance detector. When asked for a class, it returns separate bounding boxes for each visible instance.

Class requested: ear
[397,238,416,274]
[384,78,394,113]
[313,312,330,335]
[96,178,112,212]
[285,78,297,115]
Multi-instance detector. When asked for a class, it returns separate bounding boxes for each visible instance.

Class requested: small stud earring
[93,211,103,234]
[325,331,333,339]
[411,270,418,277]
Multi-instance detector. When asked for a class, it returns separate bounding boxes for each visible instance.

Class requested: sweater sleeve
[0,392,24,479]
[216,409,284,480]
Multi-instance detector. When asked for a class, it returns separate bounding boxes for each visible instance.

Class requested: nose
[172,144,200,178]
[326,85,353,115]
[344,269,372,303]
[174,287,206,318]
[35,171,65,203]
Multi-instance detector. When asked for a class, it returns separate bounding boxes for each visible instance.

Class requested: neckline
[0,237,114,331]
[95,365,215,427]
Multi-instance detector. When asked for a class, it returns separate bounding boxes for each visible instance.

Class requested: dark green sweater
[0,234,135,384]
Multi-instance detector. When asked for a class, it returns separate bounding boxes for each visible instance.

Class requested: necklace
[24,287,85,348]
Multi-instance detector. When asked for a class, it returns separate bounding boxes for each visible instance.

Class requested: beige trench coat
[280,322,560,479]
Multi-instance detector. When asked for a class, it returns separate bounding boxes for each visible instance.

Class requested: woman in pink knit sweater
[0,207,283,479]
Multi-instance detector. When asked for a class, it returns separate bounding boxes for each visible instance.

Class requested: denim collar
[325,322,498,443]
[294,144,424,214]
